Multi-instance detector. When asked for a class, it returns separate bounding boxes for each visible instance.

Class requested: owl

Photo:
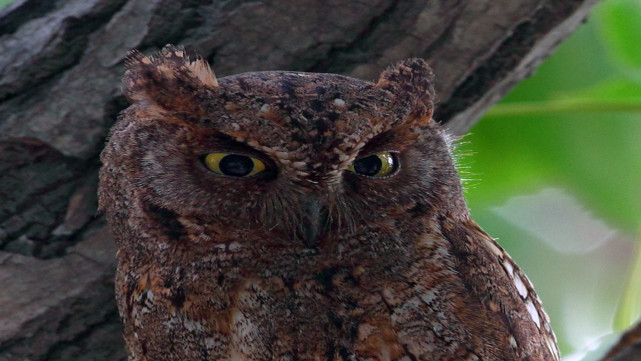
[98,45,560,361]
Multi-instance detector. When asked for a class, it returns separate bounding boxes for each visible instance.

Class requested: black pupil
[354,155,382,176]
[219,154,254,176]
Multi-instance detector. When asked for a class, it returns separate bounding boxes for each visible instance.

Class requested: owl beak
[301,197,327,248]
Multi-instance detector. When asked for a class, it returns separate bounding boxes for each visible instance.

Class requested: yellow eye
[348,152,397,177]
[203,153,266,177]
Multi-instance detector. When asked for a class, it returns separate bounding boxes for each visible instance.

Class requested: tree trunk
[0,0,608,360]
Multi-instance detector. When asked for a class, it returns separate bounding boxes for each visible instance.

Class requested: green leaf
[615,235,641,331]
[596,0,641,68]
[569,76,641,100]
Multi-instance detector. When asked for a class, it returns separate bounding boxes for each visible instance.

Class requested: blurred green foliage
[463,2,641,233]
[459,0,641,357]
[0,0,13,9]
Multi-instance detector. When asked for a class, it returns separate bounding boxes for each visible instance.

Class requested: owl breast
[118,216,502,360]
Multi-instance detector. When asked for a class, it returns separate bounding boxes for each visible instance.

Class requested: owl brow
[203,132,272,160]
[355,130,402,156]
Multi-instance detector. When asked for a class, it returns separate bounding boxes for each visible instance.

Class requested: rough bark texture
[0,0,607,360]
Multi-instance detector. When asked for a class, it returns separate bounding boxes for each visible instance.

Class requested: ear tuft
[123,45,218,111]
[376,58,436,121]
[376,58,435,97]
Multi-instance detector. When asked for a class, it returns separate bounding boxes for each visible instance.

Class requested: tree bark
[0,0,606,360]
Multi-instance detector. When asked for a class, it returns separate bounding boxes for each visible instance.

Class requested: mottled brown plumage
[99,45,560,361]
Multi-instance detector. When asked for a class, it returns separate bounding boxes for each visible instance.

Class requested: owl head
[99,45,467,256]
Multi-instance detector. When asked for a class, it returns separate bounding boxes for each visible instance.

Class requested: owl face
[102,46,466,257]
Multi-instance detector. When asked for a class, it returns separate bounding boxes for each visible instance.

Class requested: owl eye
[203,153,266,177]
[348,152,398,178]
